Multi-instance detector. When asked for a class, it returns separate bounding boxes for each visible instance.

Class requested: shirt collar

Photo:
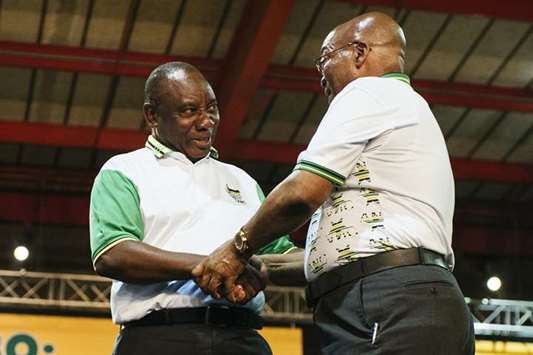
[381,72,411,85]
[145,135,219,160]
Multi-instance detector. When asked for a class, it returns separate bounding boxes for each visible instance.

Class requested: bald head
[318,12,407,103]
[144,62,208,105]
[334,11,406,72]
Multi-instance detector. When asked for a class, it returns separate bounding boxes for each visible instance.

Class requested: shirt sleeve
[90,169,144,264]
[294,84,411,186]
[254,183,297,255]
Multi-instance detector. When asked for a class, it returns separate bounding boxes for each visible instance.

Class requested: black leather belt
[305,247,448,308]
[123,306,263,330]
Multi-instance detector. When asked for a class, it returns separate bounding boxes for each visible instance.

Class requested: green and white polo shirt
[90,135,295,324]
[295,73,455,281]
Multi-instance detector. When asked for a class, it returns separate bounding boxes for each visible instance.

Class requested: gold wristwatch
[234,227,250,255]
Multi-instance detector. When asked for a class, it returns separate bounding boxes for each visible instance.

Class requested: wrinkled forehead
[161,73,216,102]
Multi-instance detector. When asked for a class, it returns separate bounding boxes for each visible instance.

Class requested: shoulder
[325,77,397,120]
[98,148,154,186]
[328,76,418,117]
[100,148,152,174]
[352,76,411,91]
[333,76,413,105]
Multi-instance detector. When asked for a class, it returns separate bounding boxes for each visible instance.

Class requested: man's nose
[197,111,217,130]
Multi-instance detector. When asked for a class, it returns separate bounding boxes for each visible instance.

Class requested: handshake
[192,240,266,304]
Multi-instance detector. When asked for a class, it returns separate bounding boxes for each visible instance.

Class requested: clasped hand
[192,240,267,304]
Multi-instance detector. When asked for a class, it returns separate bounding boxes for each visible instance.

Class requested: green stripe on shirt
[381,72,411,85]
[294,160,345,186]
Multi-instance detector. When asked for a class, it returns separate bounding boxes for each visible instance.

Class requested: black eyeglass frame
[314,40,370,74]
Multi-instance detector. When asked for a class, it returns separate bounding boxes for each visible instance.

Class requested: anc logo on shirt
[226,184,245,204]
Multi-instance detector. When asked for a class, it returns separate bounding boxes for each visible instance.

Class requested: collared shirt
[90,136,295,324]
[294,73,455,281]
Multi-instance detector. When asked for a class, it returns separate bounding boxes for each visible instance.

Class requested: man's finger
[191,262,204,278]
[240,281,258,303]
[223,276,238,300]
[198,271,221,298]
[227,284,247,304]
[196,270,212,290]
[207,274,223,299]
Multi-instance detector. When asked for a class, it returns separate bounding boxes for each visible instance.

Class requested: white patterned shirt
[294,73,455,281]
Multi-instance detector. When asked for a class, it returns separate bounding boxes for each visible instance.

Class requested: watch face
[235,230,248,252]
[236,236,244,250]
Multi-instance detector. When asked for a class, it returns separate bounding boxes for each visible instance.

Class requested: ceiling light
[13,245,29,262]
[486,276,502,292]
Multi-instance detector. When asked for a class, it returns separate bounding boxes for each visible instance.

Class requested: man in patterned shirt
[194,12,475,355]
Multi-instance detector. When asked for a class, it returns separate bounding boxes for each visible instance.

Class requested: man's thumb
[191,263,203,277]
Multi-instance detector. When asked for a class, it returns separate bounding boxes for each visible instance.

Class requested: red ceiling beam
[0,192,88,226]
[1,121,532,184]
[2,41,533,113]
[266,64,533,99]
[453,225,533,257]
[0,165,95,193]
[0,120,146,151]
[264,66,533,113]
[341,0,533,23]
[452,158,533,184]
[214,0,295,153]
[0,40,218,78]
[0,41,218,83]
[455,199,533,220]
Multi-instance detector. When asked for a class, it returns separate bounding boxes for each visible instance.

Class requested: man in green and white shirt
[90,62,295,355]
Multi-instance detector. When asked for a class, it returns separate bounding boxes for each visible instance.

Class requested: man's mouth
[193,137,211,149]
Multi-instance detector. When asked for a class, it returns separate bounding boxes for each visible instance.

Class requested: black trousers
[314,264,475,355]
[113,323,272,355]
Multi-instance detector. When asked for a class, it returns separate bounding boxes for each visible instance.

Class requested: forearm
[245,171,332,255]
[192,172,331,297]
[95,240,204,284]
[260,249,306,286]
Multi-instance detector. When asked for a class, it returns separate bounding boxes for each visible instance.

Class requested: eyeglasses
[314,40,369,74]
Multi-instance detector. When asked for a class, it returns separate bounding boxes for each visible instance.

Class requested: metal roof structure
[0,0,532,300]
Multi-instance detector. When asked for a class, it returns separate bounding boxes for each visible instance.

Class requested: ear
[143,102,158,129]
[353,42,371,69]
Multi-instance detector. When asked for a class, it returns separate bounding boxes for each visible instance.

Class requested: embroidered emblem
[226,184,245,204]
